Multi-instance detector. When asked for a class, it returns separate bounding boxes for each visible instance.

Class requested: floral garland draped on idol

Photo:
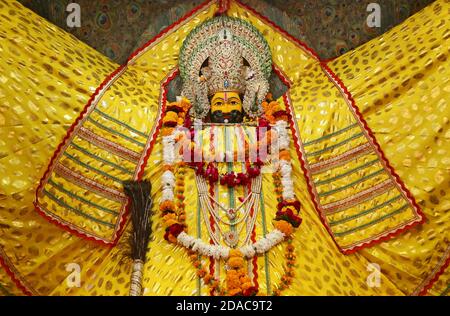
[1,0,449,296]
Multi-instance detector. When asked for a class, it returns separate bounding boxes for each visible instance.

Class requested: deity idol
[154,17,303,295]
[0,0,449,296]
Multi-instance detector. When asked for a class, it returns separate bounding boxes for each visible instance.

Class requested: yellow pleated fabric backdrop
[328,0,450,295]
[0,0,448,296]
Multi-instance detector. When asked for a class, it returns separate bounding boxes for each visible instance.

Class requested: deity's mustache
[210,109,243,123]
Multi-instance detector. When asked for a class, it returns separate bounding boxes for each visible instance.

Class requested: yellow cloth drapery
[0,0,448,296]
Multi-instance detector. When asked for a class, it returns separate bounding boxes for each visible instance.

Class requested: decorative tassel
[123,180,153,296]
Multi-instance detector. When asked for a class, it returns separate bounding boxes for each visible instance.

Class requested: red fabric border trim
[0,252,33,296]
[135,69,178,181]
[417,251,450,296]
[33,65,126,247]
[208,128,216,296]
[320,61,426,254]
[251,213,259,292]
[272,64,343,253]
[281,68,426,256]
[208,186,216,296]
[34,202,124,247]
[0,256,33,296]
[272,65,344,253]
[248,179,259,292]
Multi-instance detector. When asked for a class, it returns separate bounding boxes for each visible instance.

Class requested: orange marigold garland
[271,167,300,295]
[272,237,296,296]
[188,250,223,295]
[161,166,185,244]
[161,98,191,244]
[225,250,258,296]
[261,93,288,124]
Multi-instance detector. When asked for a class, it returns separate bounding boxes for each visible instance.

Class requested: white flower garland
[162,135,176,165]
[274,120,290,149]
[177,229,285,260]
[161,169,175,202]
[161,134,176,203]
[280,160,294,200]
[273,120,295,200]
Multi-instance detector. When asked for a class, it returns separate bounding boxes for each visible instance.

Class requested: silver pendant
[226,208,237,220]
[224,231,238,248]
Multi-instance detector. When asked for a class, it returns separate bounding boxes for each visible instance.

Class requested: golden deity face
[210,91,243,123]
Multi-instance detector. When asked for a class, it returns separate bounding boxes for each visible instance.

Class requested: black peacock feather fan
[123,180,154,296]
[123,180,153,262]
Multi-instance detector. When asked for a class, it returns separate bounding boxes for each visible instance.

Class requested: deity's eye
[214,101,223,106]
[231,101,238,105]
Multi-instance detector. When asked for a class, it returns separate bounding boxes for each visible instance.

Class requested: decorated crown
[179,16,272,119]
